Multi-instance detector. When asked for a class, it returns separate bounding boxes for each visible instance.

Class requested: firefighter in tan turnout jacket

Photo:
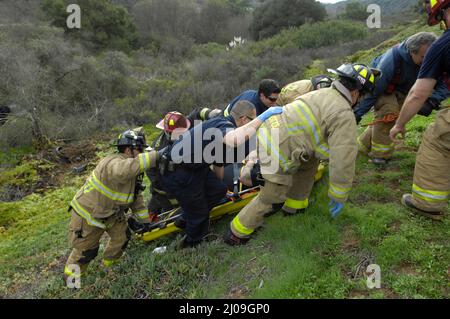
[64,128,158,279]
[224,64,381,245]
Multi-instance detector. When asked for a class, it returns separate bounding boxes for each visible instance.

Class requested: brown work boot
[223,228,249,246]
[401,194,444,221]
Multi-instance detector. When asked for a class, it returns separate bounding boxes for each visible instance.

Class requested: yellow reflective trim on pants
[135,209,150,219]
[257,126,290,172]
[357,136,369,154]
[284,198,309,210]
[371,141,394,153]
[102,259,119,267]
[329,183,351,200]
[231,216,254,236]
[64,265,81,278]
[292,101,330,158]
[412,184,449,202]
[200,108,209,120]
[153,188,167,195]
[224,104,231,117]
[89,173,134,203]
[139,152,151,173]
[71,198,106,229]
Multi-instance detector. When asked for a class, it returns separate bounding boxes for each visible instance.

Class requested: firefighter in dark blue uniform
[159,101,283,247]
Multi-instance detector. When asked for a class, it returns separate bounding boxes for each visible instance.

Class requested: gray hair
[231,100,256,119]
[405,32,438,54]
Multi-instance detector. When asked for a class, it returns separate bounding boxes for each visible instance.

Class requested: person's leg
[282,158,319,216]
[404,111,450,218]
[357,126,372,155]
[103,213,131,266]
[205,168,228,210]
[370,94,400,161]
[162,168,210,245]
[229,180,289,241]
[65,210,104,277]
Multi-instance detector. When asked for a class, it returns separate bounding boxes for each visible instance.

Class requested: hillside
[326,0,418,18]
[1,12,449,299]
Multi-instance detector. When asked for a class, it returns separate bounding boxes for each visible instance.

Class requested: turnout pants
[410,108,450,213]
[230,159,319,238]
[65,210,131,274]
[161,167,227,244]
[358,92,405,159]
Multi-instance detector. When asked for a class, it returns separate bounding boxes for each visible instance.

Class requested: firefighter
[145,108,222,223]
[355,31,449,165]
[276,75,334,106]
[223,79,281,117]
[390,0,450,221]
[159,101,283,248]
[224,63,380,245]
[236,74,334,215]
[64,128,158,280]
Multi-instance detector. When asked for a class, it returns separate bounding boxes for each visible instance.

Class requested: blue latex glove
[257,106,284,122]
[329,199,344,218]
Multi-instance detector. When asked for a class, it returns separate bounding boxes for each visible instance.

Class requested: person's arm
[222,107,283,147]
[107,151,158,182]
[213,165,224,180]
[130,193,151,223]
[354,50,395,121]
[390,78,437,140]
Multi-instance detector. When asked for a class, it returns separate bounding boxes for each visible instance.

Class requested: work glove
[418,98,440,117]
[257,106,284,122]
[329,199,344,218]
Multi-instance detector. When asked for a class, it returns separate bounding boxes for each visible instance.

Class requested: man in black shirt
[160,101,283,247]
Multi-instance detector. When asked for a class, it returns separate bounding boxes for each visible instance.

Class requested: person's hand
[257,106,284,122]
[329,199,344,218]
[389,124,406,142]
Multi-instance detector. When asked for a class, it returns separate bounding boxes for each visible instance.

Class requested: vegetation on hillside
[0,0,448,299]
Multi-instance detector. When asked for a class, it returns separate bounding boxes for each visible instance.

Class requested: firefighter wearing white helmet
[224,63,381,245]
[64,128,159,281]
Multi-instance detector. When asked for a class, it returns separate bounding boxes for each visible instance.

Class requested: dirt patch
[342,226,360,251]
[1,141,99,201]
[395,262,419,276]
[226,285,250,299]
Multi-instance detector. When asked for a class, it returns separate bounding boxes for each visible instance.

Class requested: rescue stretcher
[137,186,260,242]
[136,163,326,243]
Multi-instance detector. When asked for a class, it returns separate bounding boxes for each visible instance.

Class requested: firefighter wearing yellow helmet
[224,63,381,245]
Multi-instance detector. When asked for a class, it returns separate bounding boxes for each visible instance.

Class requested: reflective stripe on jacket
[258,81,358,202]
[71,152,157,227]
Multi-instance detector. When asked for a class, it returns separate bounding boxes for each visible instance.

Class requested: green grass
[1,110,448,299]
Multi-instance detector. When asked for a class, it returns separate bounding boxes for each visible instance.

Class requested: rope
[362,113,399,127]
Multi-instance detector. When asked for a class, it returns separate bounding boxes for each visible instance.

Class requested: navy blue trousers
[160,167,227,244]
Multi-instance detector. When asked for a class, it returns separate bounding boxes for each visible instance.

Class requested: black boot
[223,228,249,246]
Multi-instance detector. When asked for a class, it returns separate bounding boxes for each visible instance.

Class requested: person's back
[276,75,333,106]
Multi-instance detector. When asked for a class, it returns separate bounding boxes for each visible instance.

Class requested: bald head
[230,100,257,127]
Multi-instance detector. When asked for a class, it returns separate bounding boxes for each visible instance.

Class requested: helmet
[424,0,450,25]
[327,63,381,94]
[311,75,334,90]
[116,127,148,151]
[156,111,191,133]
